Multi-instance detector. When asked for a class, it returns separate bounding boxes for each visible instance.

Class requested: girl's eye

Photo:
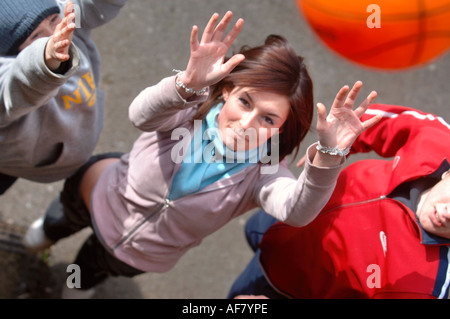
[263,116,274,126]
[239,98,250,109]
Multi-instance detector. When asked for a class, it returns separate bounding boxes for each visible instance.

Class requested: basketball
[296,0,450,70]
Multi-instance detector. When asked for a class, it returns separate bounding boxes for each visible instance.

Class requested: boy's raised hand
[45,1,77,71]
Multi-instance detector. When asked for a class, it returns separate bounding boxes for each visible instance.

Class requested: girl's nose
[240,112,257,130]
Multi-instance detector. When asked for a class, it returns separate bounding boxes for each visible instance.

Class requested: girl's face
[417,170,450,239]
[218,86,290,151]
[19,13,61,52]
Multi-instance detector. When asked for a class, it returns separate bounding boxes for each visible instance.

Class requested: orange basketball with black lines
[296,0,450,70]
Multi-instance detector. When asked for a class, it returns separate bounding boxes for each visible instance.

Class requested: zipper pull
[164,198,170,208]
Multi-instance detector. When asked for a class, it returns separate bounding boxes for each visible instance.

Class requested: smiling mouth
[231,128,247,141]
[431,209,444,227]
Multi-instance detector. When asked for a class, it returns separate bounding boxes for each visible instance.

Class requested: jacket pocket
[34,142,64,167]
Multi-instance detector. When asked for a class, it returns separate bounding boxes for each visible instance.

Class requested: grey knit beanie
[0,0,60,56]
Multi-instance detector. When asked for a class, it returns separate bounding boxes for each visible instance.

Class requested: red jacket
[259,104,450,299]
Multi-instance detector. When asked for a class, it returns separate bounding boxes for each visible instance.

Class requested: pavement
[0,0,449,299]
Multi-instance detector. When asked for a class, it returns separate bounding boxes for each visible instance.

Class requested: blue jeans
[227,210,286,299]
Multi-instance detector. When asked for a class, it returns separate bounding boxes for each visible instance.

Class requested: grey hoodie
[0,0,127,182]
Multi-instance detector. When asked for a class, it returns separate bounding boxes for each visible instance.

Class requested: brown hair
[194,34,314,162]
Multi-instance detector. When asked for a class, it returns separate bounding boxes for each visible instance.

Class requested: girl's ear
[222,86,232,102]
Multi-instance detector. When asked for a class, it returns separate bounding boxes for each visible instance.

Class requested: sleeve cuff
[40,40,80,79]
[303,143,345,187]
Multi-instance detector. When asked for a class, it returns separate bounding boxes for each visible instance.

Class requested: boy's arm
[351,104,450,160]
[0,2,80,124]
[0,38,80,125]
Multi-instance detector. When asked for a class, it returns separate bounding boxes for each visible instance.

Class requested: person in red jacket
[229,104,450,299]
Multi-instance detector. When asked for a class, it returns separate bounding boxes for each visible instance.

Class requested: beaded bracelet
[316,141,351,157]
[173,69,208,95]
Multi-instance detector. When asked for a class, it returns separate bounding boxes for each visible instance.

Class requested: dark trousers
[0,173,17,195]
[227,210,286,299]
[43,153,144,289]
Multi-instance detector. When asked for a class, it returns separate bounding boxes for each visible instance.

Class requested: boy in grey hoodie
[0,0,128,194]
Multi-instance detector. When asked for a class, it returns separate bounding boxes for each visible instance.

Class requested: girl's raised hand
[177,12,245,96]
[312,81,382,167]
[316,81,381,151]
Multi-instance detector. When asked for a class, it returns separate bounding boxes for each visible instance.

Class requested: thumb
[222,53,245,75]
[316,102,327,125]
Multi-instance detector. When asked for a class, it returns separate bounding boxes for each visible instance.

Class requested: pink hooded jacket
[90,76,345,272]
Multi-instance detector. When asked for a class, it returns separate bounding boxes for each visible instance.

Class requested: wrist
[312,141,348,167]
[173,69,208,96]
[316,141,350,157]
[44,39,62,72]
[45,57,62,72]
[313,150,344,166]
